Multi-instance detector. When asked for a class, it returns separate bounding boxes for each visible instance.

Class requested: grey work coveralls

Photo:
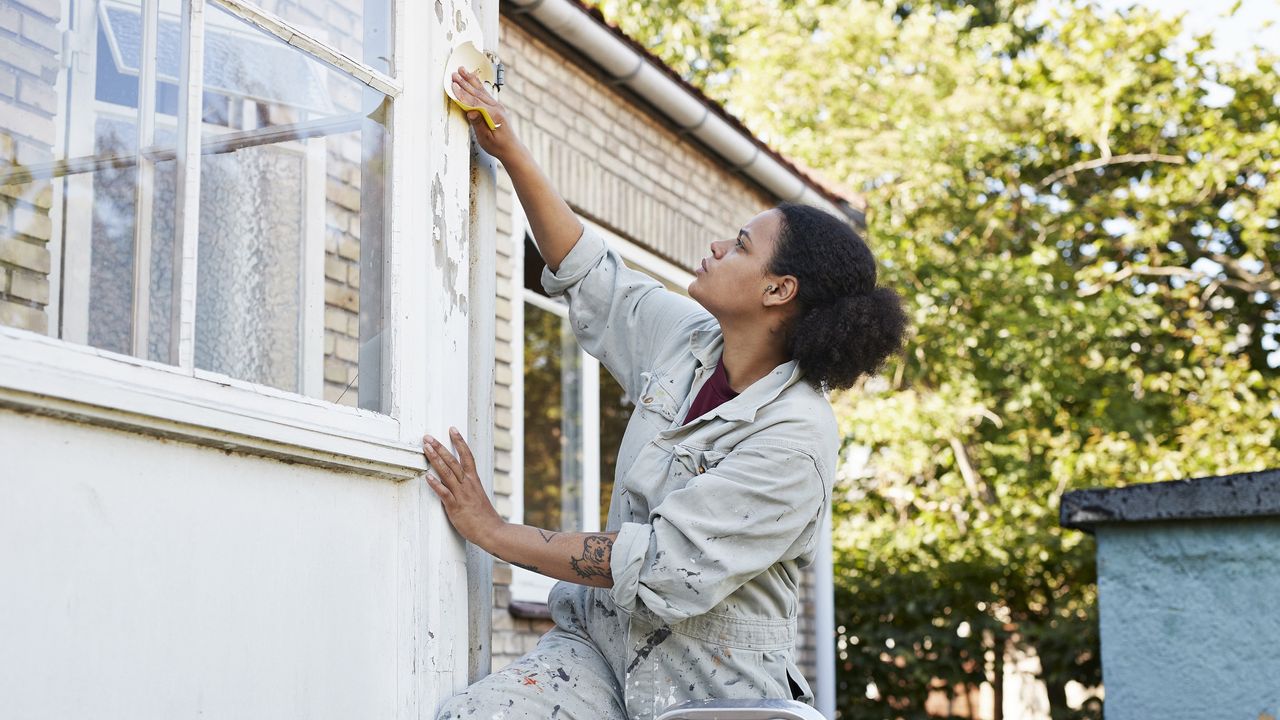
[437,224,838,720]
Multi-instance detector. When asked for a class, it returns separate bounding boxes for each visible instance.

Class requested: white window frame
[0,0,459,481]
[509,211,694,603]
[60,2,330,394]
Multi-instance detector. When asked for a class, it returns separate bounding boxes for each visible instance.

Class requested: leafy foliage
[594,0,1280,717]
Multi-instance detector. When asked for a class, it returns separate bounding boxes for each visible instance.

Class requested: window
[1,0,393,410]
[0,0,475,475]
[511,220,694,602]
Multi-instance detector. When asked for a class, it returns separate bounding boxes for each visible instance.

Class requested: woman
[424,67,908,720]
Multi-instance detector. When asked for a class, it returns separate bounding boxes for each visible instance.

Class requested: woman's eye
[735,238,745,250]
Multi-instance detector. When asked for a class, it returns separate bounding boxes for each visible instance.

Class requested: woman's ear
[762,275,799,308]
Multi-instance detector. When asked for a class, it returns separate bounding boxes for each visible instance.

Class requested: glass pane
[0,0,180,361]
[598,366,632,530]
[247,0,392,75]
[523,301,583,533]
[192,3,390,409]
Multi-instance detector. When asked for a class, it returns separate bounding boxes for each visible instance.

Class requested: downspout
[467,0,500,683]
[503,0,853,222]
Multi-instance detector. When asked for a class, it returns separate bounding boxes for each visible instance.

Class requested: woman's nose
[709,239,725,258]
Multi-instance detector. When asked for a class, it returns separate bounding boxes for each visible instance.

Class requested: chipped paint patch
[626,627,672,673]
[429,175,469,319]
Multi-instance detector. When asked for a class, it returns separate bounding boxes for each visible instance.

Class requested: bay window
[1,0,392,409]
[0,0,464,474]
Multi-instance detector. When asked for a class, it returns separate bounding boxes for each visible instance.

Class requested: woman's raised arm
[452,68,707,400]
[451,67,582,271]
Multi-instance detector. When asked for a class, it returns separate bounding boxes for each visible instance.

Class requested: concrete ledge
[1061,468,1280,531]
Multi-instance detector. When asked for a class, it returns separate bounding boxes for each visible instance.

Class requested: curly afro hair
[769,203,908,392]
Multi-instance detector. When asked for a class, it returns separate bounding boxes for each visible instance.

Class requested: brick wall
[0,0,59,334]
[489,14,823,689]
[321,132,365,406]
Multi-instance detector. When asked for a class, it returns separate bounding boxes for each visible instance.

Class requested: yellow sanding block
[444,41,501,131]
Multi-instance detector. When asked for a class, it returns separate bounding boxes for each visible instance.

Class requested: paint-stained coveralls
[436,224,838,720]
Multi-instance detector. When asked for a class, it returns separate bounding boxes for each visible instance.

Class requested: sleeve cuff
[609,520,652,613]
[540,224,608,298]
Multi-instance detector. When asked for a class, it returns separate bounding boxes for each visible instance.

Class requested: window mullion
[208,0,401,98]
[169,0,207,370]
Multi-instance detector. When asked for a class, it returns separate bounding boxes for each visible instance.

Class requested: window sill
[0,327,426,480]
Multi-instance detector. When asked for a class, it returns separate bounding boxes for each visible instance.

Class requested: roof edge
[500,0,864,225]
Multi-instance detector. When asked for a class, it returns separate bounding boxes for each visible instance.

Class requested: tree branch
[1039,152,1186,188]
[949,437,995,506]
[1079,261,1279,300]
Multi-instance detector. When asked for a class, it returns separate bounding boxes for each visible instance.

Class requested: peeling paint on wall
[430,175,470,320]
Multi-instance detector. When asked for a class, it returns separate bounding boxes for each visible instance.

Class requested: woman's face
[688,208,785,320]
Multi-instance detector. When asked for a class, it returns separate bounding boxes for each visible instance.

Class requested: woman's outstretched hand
[451,66,521,162]
[424,427,616,588]
[423,428,505,548]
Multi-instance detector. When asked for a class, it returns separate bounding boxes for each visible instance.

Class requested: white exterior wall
[0,410,406,718]
[0,0,498,716]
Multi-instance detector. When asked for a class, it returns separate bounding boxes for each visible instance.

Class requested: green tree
[594,1,1280,717]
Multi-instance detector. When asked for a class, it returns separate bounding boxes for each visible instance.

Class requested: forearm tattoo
[537,528,558,544]
[570,535,613,580]
[510,560,540,573]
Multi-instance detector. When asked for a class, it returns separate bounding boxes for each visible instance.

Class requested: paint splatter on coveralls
[436,224,838,720]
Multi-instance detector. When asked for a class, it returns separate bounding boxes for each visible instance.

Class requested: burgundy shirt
[682,359,739,425]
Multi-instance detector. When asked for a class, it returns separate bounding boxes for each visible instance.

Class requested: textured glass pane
[0,0,179,361]
[598,366,632,530]
[194,3,389,408]
[195,147,306,390]
[523,302,584,533]
[146,157,179,361]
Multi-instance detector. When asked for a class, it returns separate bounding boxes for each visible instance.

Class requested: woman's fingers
[449,77,476,105]
[455,67,493,101]
[423,433,470,489]
[451,68,498,112]
[450,71,481,102]
[419,435,455,484]
[449,428,479,480]
[426,472,454,503]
